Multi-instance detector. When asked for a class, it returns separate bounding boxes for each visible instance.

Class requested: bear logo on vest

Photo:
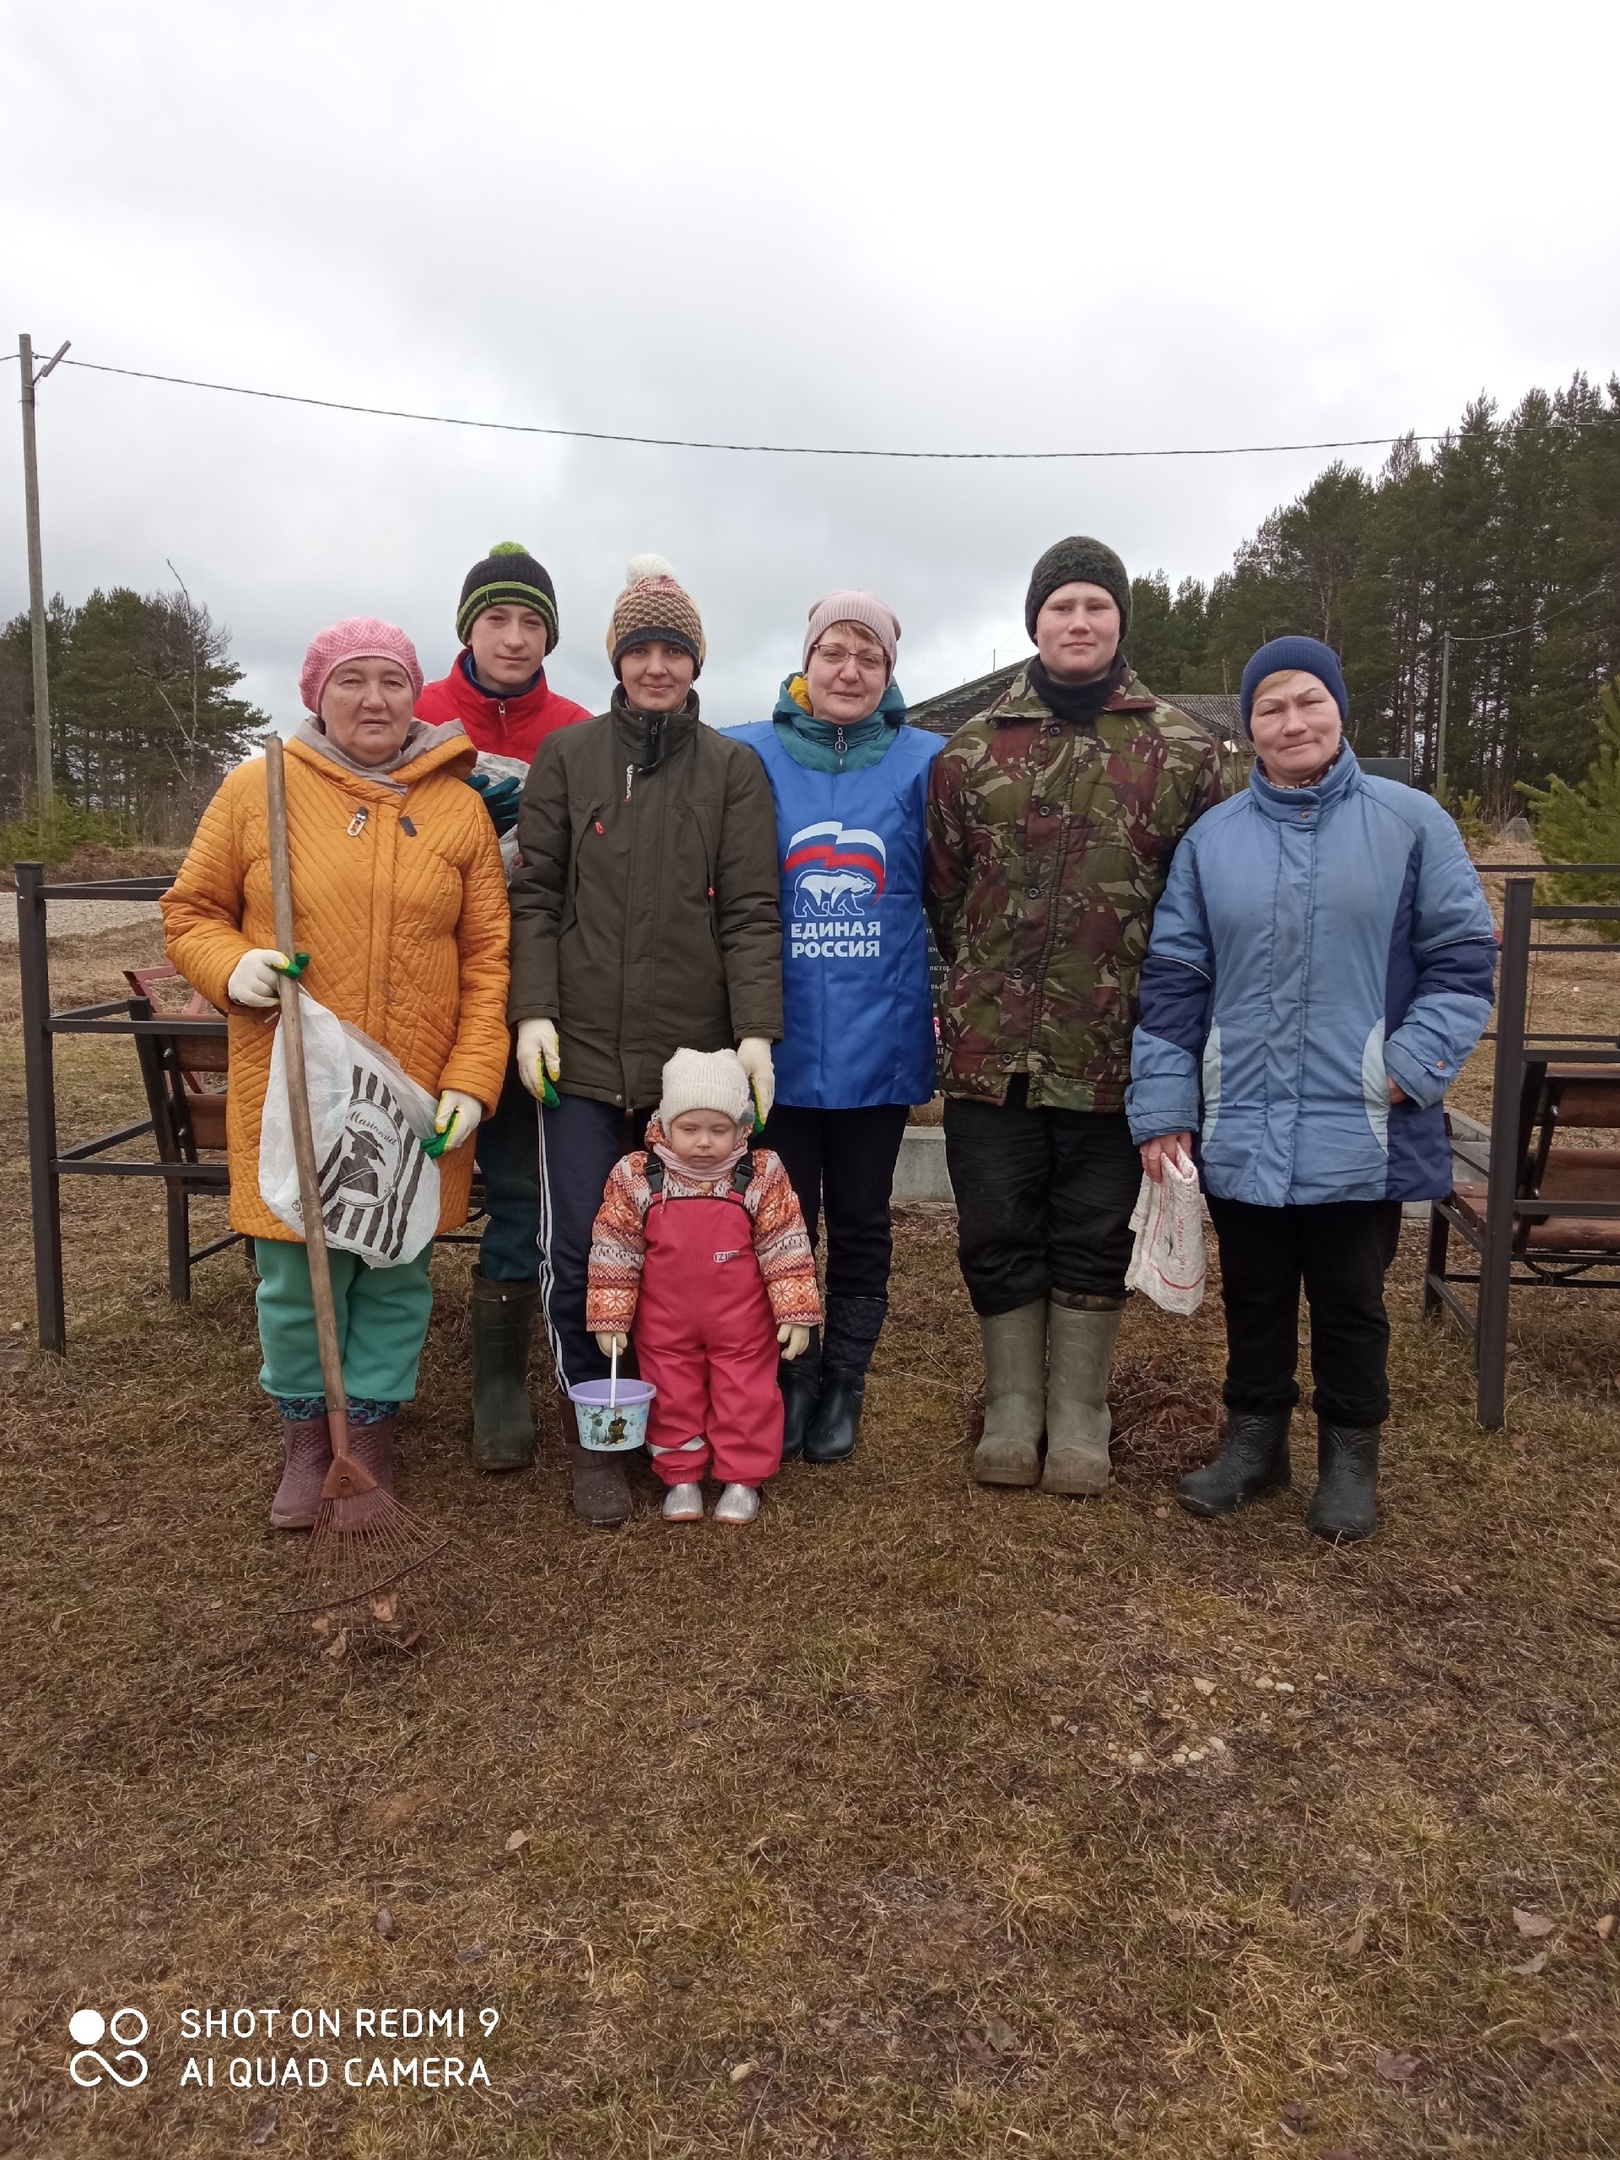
[785,821,885,960]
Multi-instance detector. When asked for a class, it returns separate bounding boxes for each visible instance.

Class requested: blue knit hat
[1240,636,1348,736]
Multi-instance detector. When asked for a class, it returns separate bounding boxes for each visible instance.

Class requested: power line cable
[52,354,1453,463]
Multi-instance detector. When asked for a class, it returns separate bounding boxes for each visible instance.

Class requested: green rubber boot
[469,1270,539,1470]
[972,1301,1048,1487]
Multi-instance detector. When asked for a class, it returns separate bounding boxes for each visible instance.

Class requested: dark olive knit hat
[456,542,560,652]
[1024,535,1132,640]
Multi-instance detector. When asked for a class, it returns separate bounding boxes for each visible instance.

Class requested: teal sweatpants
[254,1239,435,1405]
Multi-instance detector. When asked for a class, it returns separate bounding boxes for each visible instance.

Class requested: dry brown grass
[2,926,1617,2159]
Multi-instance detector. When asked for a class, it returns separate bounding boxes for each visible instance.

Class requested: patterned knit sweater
[586,1127,822,1337]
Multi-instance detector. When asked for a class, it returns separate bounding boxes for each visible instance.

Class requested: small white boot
[662,1483,704,1522]
[713,1483,760,1525]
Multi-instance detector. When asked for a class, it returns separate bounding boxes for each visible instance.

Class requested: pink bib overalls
[634,1178,785,1488]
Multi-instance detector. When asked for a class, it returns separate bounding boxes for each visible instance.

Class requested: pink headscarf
[299,617,424,716]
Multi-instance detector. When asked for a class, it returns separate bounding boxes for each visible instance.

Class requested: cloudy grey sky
[3,0,1617,729]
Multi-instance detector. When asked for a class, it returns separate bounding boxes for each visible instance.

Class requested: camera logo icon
[68,2007,149,2088]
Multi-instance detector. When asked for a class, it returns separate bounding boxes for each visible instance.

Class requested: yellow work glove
[516,1018,561,1104]
[433,1090,483,1150]
[227,948,294,1007]
[736,1036,775,1128]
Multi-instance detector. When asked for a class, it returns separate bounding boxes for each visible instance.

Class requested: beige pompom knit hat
[607,553,707,677]
[658,1047,752,1131]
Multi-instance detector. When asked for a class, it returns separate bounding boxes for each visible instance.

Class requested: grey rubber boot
[1041,1300,1125,1497]
[972,1301,1048,1486]
[469,1271,539,1470]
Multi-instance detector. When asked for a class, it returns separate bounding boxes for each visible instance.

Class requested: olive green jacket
[508,691,783,1108]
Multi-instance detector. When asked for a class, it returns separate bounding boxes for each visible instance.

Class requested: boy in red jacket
[587,1049,821,1525]
[416,543,591,1472]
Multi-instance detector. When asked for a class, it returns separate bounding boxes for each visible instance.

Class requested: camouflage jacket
[925,665,1223,1110]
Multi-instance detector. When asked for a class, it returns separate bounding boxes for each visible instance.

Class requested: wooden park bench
[19,862,488,1355]
[1424,874,1620,1423]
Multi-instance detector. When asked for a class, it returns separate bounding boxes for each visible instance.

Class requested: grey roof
[907,666,1245,744]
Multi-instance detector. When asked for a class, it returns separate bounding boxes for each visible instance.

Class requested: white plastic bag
[1125,1150,1206,1313]
[259,991,441,1267]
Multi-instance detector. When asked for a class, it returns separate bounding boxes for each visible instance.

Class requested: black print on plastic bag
[313,1064,430,1262]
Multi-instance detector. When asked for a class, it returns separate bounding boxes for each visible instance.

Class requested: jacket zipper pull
[835,727,847,760]
[346,807,369,837]
[625,762,635,803]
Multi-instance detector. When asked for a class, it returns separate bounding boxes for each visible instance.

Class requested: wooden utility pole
[1433,628,1452,803]
[18,333,70,816]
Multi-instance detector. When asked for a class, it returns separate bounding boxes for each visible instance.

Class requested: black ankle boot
[1177,1410,1292,1517]
[779,1327,822,1462]
[803,1295,886,1465]
[1307,1420,1380,1542]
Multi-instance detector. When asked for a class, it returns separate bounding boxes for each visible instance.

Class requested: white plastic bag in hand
[259,990,441,1267]
[1125,1150,1206,1314]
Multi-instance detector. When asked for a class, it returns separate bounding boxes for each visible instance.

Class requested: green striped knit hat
[456,542,560,652]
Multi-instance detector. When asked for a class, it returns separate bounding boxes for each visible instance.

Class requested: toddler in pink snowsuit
[587,1049,821,1524]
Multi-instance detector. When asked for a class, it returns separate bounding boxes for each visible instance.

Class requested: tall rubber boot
[1041,1298,1124,1497]
[1177,1410,1291,1517]
[469,1270,539,1470]
[778,1325,822,1463]
[972,1301,1047,1487]
[270,1409,332,1530]
[804,1296,886,1464]
[1307,1420,1380,1542]
[560,1398,633,1527]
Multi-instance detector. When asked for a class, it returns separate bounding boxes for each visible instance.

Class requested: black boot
[1308,1420,1380,1542]
[804,1295,886,1465]
[1177,1410,1292,1517]
[778,1326,822,1462]
[469,1270,539,1470]
[560,1400,633,1528]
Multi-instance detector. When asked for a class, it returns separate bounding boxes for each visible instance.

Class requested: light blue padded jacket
[1126,747,1497,1206]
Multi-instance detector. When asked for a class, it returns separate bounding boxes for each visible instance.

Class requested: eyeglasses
[812,644,887,674]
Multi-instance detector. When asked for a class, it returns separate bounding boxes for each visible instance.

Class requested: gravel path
[0,897,164,944]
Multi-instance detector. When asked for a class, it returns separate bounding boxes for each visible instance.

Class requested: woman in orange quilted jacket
[162,618,511,1529]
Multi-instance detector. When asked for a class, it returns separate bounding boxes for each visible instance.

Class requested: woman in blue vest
[729,593,942,1463]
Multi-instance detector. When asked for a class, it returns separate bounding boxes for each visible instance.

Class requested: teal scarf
[770,676,907,774]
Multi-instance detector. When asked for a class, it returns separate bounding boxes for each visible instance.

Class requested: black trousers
[942,1080,1141,1317]
[763,1102,910,1303]
[536,1091,651,1394]
[1206,1195,1403,1428]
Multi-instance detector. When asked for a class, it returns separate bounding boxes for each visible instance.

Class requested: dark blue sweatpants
[537,1091,651,1394]
[474,1052,543,1283]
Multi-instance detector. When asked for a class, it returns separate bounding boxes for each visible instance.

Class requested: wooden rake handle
[264,735,360,1478]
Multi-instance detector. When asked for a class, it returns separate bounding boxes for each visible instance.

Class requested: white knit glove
[227,948,293,1008]
[433,1090,482,1149]
[736,1036,775,1125]
[516,1018,561,1100]
[595,1331,630,1358]
[777,1323,811,1361]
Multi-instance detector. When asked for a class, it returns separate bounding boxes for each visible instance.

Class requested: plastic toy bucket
[567,1376,655,1453]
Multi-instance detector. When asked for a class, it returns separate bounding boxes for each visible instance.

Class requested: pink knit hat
[299,617,424,716]
[803,590,901,674]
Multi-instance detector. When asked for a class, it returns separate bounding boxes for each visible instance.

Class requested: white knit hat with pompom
[657,1047,752,1131]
